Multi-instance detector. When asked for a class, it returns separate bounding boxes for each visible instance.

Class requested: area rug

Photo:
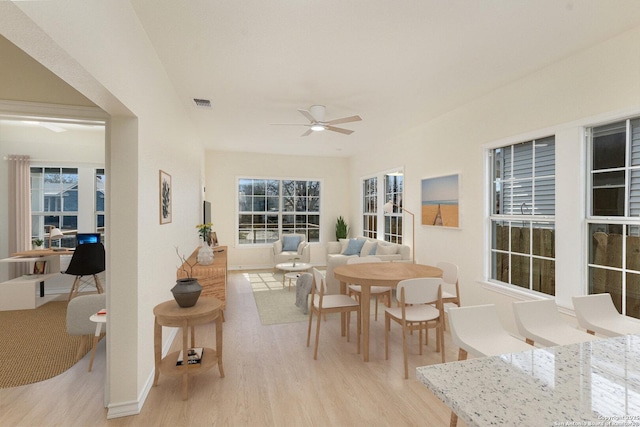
[247,271,310,325]
[0,301,91,388]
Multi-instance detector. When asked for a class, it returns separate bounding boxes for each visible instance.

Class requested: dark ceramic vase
[171,278,203,308]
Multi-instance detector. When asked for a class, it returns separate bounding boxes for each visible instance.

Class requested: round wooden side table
[153,297,224,400]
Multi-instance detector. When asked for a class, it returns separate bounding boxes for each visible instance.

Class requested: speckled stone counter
[417,335,640,427]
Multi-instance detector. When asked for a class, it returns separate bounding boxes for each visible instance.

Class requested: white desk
[0,249,73,310]
[417,335,640,426]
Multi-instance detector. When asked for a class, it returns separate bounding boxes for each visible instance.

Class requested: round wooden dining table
[333,262,443,362]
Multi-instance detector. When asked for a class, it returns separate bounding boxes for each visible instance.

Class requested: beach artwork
[421,174,459,228]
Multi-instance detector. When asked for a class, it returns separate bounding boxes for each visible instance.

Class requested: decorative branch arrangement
[175,246,195,279]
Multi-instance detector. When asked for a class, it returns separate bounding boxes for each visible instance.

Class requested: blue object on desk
[76,233,101,245]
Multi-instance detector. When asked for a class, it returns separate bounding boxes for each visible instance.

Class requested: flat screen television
[203,200,211,224]
[76,233,101,245]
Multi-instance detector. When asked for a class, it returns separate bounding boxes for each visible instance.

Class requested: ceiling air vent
[192,98,212,109]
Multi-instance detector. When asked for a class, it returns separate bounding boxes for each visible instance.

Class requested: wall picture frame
[159,170,172,224]
[421,173,460,228]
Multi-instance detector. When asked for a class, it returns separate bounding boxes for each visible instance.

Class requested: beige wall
[2,0,640,419]
[0,35,95,106]
[205,150,350,269]
[349,25,640,331]
[1,2,205,417]
[0,113,105,285]
[0,35,100,284]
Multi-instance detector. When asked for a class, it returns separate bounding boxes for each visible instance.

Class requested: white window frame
[362,176,377,239]
[360,167,404,242]
[383,172,404,244]
[487,137,556,296]
[586,116,640,317]
[31,164,105,248]
[31,166,79,248]
[236,177,322,246]
[96,168,105,234]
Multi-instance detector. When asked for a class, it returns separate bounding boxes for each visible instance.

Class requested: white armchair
[273,233,310,265]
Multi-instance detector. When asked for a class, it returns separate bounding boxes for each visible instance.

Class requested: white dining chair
[307,268,361,360]
[347,256,392,321]
[437,261,460,331]
[513,299,599,347]
[437,261,460,308]
[572,293,640,337]
[447,304,534,427]
[448,304,533,359]
[385,277,445,379]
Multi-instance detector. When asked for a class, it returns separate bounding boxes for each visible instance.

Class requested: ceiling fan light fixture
[311,124,326,132]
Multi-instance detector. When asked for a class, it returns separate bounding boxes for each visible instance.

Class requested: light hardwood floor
[0,271,466,427]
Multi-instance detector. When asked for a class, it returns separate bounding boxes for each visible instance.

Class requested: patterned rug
[0,301,91,388]
[247,271,310,325]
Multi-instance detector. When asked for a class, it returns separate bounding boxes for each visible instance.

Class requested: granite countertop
[417,334,640,427]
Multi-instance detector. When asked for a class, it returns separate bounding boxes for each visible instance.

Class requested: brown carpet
[0,301,92,388]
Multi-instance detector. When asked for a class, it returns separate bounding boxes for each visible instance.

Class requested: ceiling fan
[272,105,362,137]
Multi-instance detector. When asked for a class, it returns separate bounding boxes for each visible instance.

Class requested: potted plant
[195,222,214,265]
[336,216,349,240]
[32,238,44,250]
[196,222,214,245]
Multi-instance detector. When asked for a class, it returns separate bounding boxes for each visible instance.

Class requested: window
[238,178,320,245]
[489,136,556,295]
[96,168,105,232]
[361,170,404,242]
[587,118,640,319]
[31,167,78,248]
[384,173,404,243]
[31,166,105,248]
[362,177,377,238]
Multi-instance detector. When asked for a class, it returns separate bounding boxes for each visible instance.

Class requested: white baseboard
[106,327,178,419]
[106,399,142,419]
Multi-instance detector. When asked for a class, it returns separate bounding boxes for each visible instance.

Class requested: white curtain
[7,155,31,278]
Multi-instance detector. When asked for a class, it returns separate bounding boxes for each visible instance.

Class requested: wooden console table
[153,297,224,400]
[176,246,227,311]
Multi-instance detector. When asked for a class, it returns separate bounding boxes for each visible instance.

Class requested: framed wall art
[421,173,460,228]
[159,170,172,224]
[33,260,47,275]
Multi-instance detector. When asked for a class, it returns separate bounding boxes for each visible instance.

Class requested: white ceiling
[130,0,640,158]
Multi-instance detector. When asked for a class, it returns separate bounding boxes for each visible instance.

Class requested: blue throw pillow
[282,235,302,251]
[343,238,366,256]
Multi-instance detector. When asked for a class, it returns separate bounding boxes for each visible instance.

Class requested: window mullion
[622,223,627,314]
[278,180,283,238]
[626,119,631,217]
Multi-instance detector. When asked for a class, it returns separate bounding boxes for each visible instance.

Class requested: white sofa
[273,233,310,266]
[324,237,411,294]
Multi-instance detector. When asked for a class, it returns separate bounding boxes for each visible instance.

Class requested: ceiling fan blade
[301,128,313,137]
[298,109,316,123]
[326,126,354,135]
[326,115,362,126]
